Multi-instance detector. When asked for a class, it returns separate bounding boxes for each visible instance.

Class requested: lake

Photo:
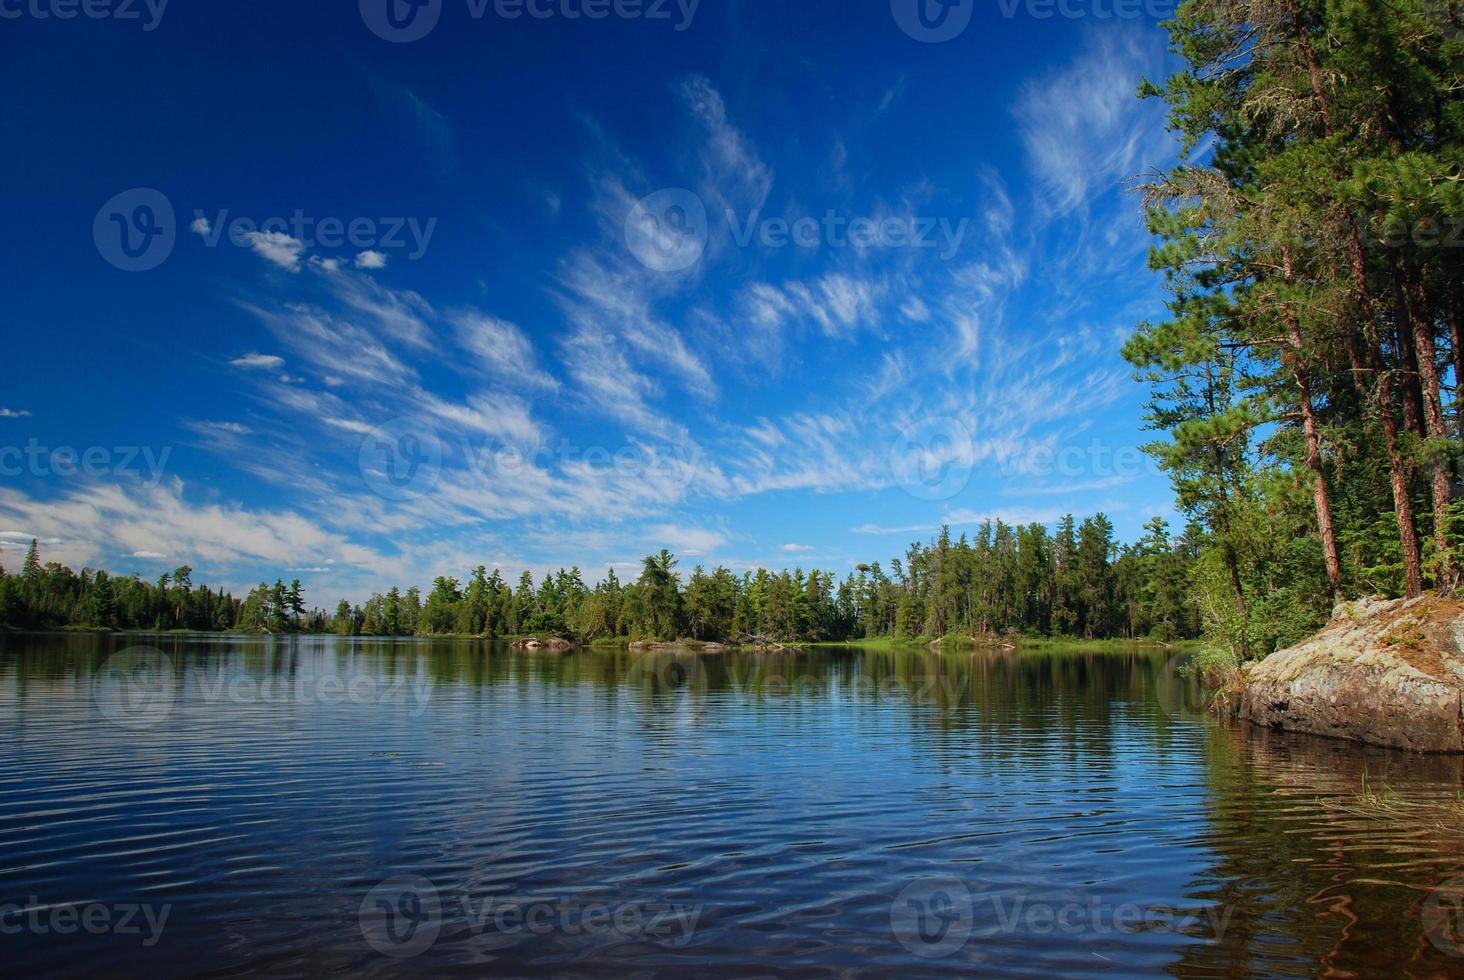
[2,632,1462,976]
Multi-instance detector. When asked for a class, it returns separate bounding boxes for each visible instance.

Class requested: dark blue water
[2,633,1463,977]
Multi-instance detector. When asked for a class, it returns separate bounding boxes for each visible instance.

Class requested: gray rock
[1233,595,1464,753]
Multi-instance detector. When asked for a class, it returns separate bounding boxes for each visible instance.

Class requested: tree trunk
[1289,336,1344,602]
[1394,292,1427,439]
[1350,228,1425,597]
[1391,261,1428,439]
[1279,247,1344,602]
[1299,0,1423,594]
[1404,262,1457,588]
[1202,360,1250,625]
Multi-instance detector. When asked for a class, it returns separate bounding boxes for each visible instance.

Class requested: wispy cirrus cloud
[229,353,285,370]
[1014,30,1172,217]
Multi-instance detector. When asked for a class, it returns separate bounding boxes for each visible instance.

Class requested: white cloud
[194,420,253,435]
[0,408,31,418]
[0,530,59,544]
[0,480,388,589]
[189,216,212,236]
[677,74,772,215]
[557,251,714,398]
[779,543,814,553]
[354,249,388,269]
[131,550,168,559]
[742,274,887,339]
[229,353,285,370]
[453,312,558,391]
[646,523,725,556]
[242,230,308,271]
[1013,32,1171,216]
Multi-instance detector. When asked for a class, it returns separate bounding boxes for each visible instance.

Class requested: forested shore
[1121,0,1461,663]
[0,516,1200,644]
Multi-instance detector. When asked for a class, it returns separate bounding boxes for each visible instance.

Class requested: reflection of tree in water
[1175,724,1464,977]
[9,634,1464,975]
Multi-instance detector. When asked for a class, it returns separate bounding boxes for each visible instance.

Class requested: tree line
[0,517,1202,643]
[0,540,324,633]
[1126,0,1462,657]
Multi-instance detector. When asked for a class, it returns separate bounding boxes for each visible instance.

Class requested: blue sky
[0,0,1185,602]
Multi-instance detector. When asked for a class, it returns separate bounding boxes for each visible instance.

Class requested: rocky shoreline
[1224,595,1464,753]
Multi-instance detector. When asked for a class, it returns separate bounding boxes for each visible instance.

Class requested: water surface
[2,633,1462,976]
